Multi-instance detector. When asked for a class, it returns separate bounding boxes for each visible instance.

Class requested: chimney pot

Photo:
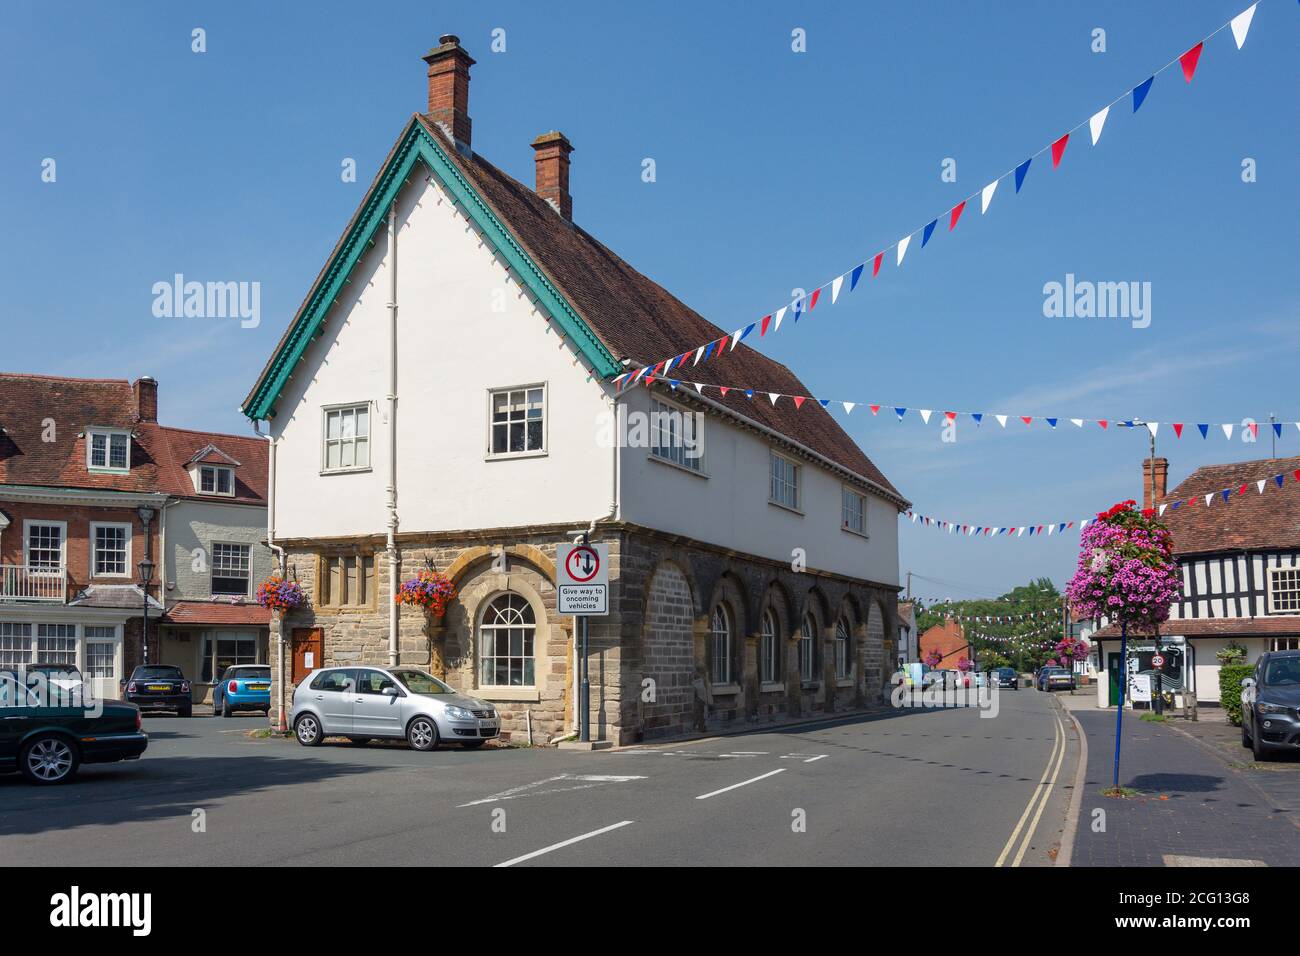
[1142,456,1169,511]
[133,376,158,423]
[423,36,475,150]
[531,131,574,222]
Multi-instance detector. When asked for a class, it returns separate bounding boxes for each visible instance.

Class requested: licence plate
[147,685,170,691]
[247,684,269,691]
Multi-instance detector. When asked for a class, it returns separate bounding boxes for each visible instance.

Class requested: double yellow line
[995,709,1067,867]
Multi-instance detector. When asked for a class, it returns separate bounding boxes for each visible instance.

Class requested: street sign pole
[557,534,608,745]
[579,529,590,743]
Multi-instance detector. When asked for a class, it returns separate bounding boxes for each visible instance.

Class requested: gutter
[386,204,400,668]
[252,420,287,732]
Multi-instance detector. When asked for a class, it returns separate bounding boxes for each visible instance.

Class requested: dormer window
[200,465,235,496]
[87,428,130,472]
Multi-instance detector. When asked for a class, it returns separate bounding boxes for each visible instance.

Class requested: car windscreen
[133,667,183,680]
[391,669,454,695]
[1263,659,1300,686]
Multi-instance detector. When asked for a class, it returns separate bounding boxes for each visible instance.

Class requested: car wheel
[221,697,232,718]
[406,716,439,752]
[461,739,487,749]
[295,713,323,747]
[1251,725,1271,762]
[20,734,80,785]
[179,704,193,718]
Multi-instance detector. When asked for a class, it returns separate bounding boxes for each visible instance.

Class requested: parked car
[290,666,500,751]
[1037,666,1075,691]
[26,662,88,699]
[121,665,192,717]
[993,667,1020,690]
[0,673,147,784]
[213,664,272,717]
[1240,650,1300,761]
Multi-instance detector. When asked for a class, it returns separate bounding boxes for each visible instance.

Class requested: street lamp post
[138,556,155,665]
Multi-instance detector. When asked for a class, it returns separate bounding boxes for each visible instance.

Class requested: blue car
[213,665,272,717]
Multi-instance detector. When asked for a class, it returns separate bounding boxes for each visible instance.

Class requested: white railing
[0,565,67,603]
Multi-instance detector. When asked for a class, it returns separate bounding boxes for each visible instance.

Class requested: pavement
[1,685,1077,867]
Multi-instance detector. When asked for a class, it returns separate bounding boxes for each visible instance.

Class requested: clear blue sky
[2,1,1294,604]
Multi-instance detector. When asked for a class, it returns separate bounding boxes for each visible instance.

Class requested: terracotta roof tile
[1159,455,1300,555]
[1092,616,1300,640]
[163,600,270,626]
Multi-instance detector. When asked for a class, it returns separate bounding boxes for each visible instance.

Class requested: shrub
[1219,663,1254,726]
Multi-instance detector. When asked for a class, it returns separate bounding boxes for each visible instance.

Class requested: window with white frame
[88,429,130,471]
[0,623,33,666]
[85,627,117,679]
[1267,567,1300,614]
[322,404,371,472]
[835,618,851,679]
[489,386,545,456]
[200,465,234,495]
[710,604,732,686]
[211,543,251,597]
[760,609,779,684]
[36,624,77,665]
[25,521,65,573]
[770,451,801,511]
[91,522,131,577]
[842,488,867,535]
[799,614,817,682]
[1269,637,1300,652]
[479,593,536,687]
[650,398,703,471]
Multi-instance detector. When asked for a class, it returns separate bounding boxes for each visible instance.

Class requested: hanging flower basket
[1055,636,1090,663]
[255,575,306,612]
[1066,500,1181,633]
[922,649,943,668]
[956,657,973,673]
[396,569,457,616]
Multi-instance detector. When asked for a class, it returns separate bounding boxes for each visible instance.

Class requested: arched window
[710,605,732,685]
[835,618,851,679]
[479,593,536,687]
[799,614,817,681]
[760,609,779,684]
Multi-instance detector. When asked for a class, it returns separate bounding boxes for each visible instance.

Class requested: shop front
[159,601,271,704]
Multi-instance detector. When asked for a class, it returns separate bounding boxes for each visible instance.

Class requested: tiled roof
[163,600,270,626]
[919,619,968,666]
[419,118,901,501]
[69,585,164,611]
[1160,455,1300,555]
[0,373,266,503]
[1092,616,1300,640]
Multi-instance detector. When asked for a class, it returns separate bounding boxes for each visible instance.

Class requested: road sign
[1151,654,1165,668]
[557,543,608,616]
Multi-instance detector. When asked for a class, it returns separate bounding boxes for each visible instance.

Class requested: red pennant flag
[808,288,820,312]
[719,386,729,397]
[1172,423,1184,438]
[1021,416,1033,426]
[1180,42,1203,83]
[760,314,772,337]
[1294,470,1300,483]
[715,334,728,353]
[1239,483,1249,496]
[1051,133,1070,169]
[949,201,966,231]
[792,396,806,409]
[869,404,881,416]
[1098,420,1109,430]
[872,252,883,277]
[944,411,956,421]
[1249,422,1259,438]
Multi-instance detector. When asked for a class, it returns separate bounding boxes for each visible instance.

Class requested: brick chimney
[531,131,574,221]
[423,35,475,151]
[1142,456,1168,510]
[132,376,158,423]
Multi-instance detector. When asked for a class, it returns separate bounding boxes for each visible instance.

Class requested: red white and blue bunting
[613,3,1263,387]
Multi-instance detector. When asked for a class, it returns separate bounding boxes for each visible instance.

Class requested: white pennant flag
[897,235,911,266]
[1071,418,1084,428]
[1257,479,1267,494]
[1047,524,1055,536]
[773,306,787,332]
[995,414,1008,428]
[694,382,706,394]
[1146,422,1159,437]
[1222,423,1234,440]
[1088,106,1110,146]
[919,409,933,424]
[842,402,856,414]
[831,274,845,304]
[980,179,999,214]
[1158,503,1167,517]
[1205,493,1214,507]
[1231,3,1257,49]
[911,512,918,523]
[768,392,780,405]
[1017,527,1026,537]
[692,346,705,366]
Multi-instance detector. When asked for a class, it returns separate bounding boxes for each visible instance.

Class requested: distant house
[0,373,273,703]
[918,618,968,669]
[1091,455,1300,706]
[896,601,918,668]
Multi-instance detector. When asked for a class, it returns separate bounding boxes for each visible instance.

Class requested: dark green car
[1,674,148,784]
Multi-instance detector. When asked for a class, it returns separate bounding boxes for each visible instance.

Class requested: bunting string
[614,2,1264,388]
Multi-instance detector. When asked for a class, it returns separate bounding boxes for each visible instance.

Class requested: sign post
[557,538,609,743]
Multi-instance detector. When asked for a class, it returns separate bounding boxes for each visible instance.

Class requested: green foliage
[913,577,1062,673]
[1139,712,1167,723]
[1216,641,1247,664]
[1219,663,1253,726]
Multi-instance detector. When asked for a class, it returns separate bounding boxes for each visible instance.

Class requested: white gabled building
[243,36,907,745]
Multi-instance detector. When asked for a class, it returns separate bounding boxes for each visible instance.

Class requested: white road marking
[803,755,827,763]
[457,774,644,807]
[494,821,635,868]
[995,711,1065,867]
[695,768,786,800]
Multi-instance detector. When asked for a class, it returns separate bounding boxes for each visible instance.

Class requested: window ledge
[841,525,870,540]
[759,681,785,694]
[477,686,540,703]
[711,683,741,696]
[768,499,805,517]
[485,450,548,463]
[836,677,856,688]
[320,467,373,477]
[800,680,821,691]
[648,453,708,479]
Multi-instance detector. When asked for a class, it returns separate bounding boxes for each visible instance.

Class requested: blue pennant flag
[1197,423,1209,439]
[1170,500,1182,510]
[1276,474,1286,488]
[738,322,756,343]
[744,389,754,399]
[1274,423,1284,438]
[1122,420,1135,429]
[1046,418,1058,429]
[921,219,938,247]
[1221,489,1232,502]
[849,263,865,291]
[971,413,983,426]
[895,407,908,420]
[1133,76,1154,112]
[1014,158,1032,193]
[703,341,717,362]
[669,379,680,389]
[1058,523,1066,534]
[819,399,830,408]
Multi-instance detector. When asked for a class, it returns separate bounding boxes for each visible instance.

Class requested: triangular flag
[1070,418,1084,428]
[995,414,1008,428]
[1146,422,1159,437]
[869,404,880,415]
[1179,42,1203,83]
[1231,4,1257,49]
[1088,106,1110,146]
[919,409,933,424]
[949,201,966,231]
[921,219,938,248]
[1205,493,1214,507]
[718,385,729,396]
[759,314,772,337]
[1014,158,1032,193]
[767,393,780,405]
[1158,504,1167,517]
[1273,423,1283,438]
[831,275,844,304]
[1222,423,1234,440]
[694,382,705,393]
[773,307,787,332]
[792,396,806,410]
[1050,133,1070,168]
[895,407,907,421]
[1197,423,1209,439]
[842,402,855,414]
[807,289,820,313]
[716,334,729,353]
[1257,479,1267,494]
[1276,474,1286,488]
[971,413,984,426]
[1098,420,1108,430]
[872,252,883,277]
[1249,422,1259,439]
[981,180,998,214]
[1222,489,1232,503]
[897,235,911,266]
[850,264,864,291]
[1021,416,1033,426]
[1046,418,1058,429]
[1132,76,1154,112]
[1172,423,1184,438]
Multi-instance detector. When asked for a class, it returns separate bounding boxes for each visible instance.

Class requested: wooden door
[291,628,323,685]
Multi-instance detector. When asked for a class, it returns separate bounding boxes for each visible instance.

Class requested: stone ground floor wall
[267,523,898,746]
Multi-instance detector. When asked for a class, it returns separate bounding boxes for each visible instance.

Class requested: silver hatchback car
[290,666,500,751]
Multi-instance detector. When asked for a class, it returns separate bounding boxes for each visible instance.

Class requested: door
[305,669,356,734]
[351,669,405,737]
[291,628,323,686]
[1107,652,1122,706]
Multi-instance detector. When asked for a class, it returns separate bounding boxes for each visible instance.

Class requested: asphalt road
[1,686,1075,867]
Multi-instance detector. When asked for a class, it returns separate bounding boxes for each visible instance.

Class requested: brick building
[918,618,969,670]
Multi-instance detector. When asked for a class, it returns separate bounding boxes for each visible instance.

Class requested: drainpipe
[386,204,400,667]
[253,421,287,731]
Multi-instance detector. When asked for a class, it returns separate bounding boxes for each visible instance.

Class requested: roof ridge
[0,372,131,385]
